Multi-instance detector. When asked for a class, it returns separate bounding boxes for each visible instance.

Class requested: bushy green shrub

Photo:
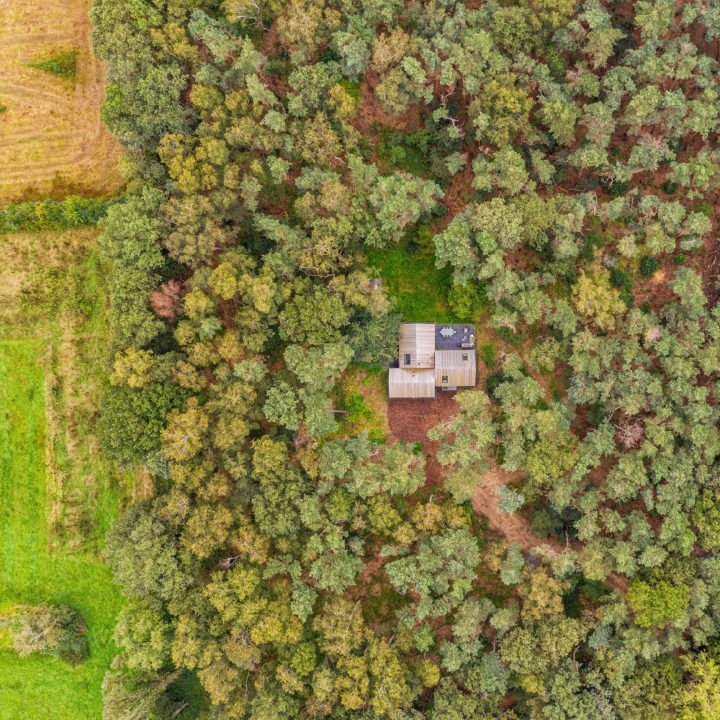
[29,50,77,80]
[448,282,487,320]
[639,255,660,277]
[695,200,713,217]
[0,196,113,233]
[9,604,88,664]
[609,267,632,291]
[606,180,629,197]
[480,342,498,369]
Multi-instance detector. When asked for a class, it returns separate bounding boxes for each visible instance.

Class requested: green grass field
[0,226,209,718]
[0,228,136,718]
[0,338,122,720]
[0,228,134,555]
[366,237,459,323]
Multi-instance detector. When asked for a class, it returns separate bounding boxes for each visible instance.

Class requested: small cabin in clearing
[388,323,476,399]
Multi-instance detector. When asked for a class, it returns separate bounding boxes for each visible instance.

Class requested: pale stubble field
[0,0,123,202]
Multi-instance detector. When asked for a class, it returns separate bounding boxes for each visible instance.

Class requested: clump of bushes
[0,196,112,233]
[480,341,498,368]
[448,281,487,321]
[695,200,713,217]
[29,50,77,81]
[6,604,88,664]
[639,255,660,277]
[602,179,629,197]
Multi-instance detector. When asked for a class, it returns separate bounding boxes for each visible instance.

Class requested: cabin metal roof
[435,349,477,388]
[398,323,436,369]
[388,367,436,398]
[390,323,477,399]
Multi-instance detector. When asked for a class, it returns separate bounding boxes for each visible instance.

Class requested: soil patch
[388,390,459,487]
[388,390,458,444]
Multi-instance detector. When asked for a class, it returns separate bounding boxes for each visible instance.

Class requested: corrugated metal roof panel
[435,349,476,387]
[398,323,435,369]
[388,367,436,398]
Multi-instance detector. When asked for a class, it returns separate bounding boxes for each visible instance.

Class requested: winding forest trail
[470,464,544,548]
[471,463,629,594]
[387,394,629,594]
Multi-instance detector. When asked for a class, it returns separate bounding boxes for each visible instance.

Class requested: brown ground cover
[388,390,458,487]
[0,0,123,202]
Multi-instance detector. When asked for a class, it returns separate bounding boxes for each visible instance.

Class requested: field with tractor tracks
[0,0,123,202]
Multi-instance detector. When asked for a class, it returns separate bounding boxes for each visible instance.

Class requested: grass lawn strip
[0,289,122,719]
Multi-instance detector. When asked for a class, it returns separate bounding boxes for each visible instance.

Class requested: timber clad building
[388,323,477,399]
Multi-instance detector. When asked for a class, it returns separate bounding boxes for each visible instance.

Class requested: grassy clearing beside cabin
[0,338,122,720]
[366,237,459,323]
[333,365,389,443]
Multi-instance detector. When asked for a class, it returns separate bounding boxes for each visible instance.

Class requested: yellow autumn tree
[572,268,626,331]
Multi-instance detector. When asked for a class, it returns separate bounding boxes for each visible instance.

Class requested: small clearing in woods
[0,0,123,202]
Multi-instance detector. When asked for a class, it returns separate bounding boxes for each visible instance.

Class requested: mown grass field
[0,227,136,554]
[0,227,132,718]
[0,0,123,202]
[0,339,122,720]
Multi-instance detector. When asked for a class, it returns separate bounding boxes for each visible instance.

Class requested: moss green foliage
[639,255,660,277]
[479,341,498,369]
[628,581,690,629]
[100,382,187,464]
[675,651,720,720]
[377,127,435,177]
[448,281,487,322]
[29,50,77,81]
[88,0,720,716]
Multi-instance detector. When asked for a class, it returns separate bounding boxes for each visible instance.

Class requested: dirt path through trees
[389,393,628,593]
[470,465,543,547]
[471,463,629,593]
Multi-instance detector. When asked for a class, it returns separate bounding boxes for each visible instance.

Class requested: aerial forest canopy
[91,0,720,718]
